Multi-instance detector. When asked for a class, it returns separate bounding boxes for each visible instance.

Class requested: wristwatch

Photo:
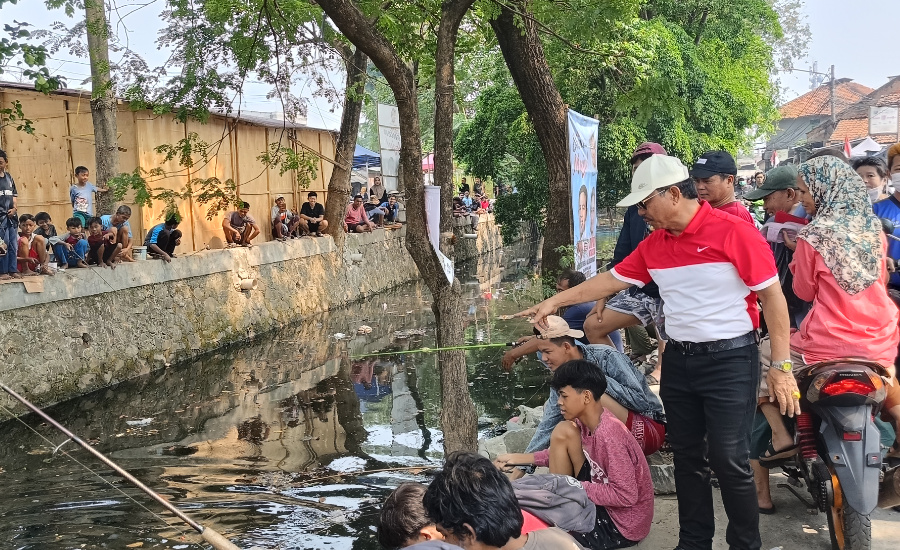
[772,359,793,373]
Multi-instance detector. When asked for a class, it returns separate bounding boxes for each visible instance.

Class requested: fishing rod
[0,381,242,550]
[350,341,519,359]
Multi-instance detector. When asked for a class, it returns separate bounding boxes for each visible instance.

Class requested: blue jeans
[0,217,18,274]
[55,240,89,267]
[608,329,624,353]
[659,344,761,550]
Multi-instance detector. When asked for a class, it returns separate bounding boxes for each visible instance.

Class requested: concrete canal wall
[0,214,518,409]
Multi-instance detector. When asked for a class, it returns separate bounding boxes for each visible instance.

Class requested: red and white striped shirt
[611,201,778,343]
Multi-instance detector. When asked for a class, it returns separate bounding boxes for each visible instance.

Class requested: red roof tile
[876,92,900,106]
[780,80,874,119]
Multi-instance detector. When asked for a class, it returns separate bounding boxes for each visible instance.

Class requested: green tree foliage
[457,0,797,240]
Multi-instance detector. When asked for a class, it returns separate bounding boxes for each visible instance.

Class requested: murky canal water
[0,236,619,549]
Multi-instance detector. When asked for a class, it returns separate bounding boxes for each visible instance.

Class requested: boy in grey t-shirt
[70,166,108,226]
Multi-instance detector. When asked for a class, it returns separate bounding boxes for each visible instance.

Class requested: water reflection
[0,236,566,549]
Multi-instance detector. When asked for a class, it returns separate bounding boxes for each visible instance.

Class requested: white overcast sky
[3,0,900,130]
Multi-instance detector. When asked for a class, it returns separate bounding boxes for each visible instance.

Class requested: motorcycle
[762,219,900,550]
[767,359,899,550]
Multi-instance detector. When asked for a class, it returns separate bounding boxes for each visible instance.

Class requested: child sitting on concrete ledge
[86,216,121,268]
[16,214,53,276]
[59,217,89,269]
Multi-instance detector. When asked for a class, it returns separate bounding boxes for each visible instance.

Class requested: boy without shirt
[100,205,135,262]
[17,214,52,276]
[496,361,654,550]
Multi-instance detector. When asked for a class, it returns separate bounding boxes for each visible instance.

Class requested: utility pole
[830,64,836,124]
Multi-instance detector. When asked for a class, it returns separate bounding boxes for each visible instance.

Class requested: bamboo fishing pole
[0,381,243,550]
[350,341,518,359]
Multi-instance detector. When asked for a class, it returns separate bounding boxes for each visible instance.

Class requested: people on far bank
[145,215,182,263]
[344,194,376,233]
[299,191,329,237]
[223,201,261,247]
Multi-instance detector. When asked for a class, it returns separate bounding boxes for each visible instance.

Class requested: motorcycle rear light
[822,378,876,396]
[842,431,862,441]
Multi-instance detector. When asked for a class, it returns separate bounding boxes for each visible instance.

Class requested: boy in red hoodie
[496,360,654,550]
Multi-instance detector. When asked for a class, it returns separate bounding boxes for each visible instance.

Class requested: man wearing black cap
[691,151,755,224]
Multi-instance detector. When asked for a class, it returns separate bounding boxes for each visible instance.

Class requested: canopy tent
[850,136,885,157]
[422,153,435,172]
[352,145,381,169]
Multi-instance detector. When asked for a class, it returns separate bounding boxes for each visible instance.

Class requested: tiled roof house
[806,76,900,148]
[765,79,873,160]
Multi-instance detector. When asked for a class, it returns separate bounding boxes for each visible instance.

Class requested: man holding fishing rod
[514,154,798,550]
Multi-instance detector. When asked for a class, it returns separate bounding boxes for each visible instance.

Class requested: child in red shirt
[86,216,121,268]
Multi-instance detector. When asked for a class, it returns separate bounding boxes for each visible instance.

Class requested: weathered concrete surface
[641,472,900,549]
[0,215,520,409]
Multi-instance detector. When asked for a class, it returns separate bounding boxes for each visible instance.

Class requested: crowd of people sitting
[452,176,494,231]
[0,152,447,276]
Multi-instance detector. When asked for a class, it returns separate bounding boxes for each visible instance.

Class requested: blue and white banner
[568,109,599,278]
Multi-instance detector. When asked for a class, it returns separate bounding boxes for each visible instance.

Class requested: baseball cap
[274,194,285,201]
[617,155,690,207]
[743,165,799,200]
[690,151,738,179]
[535,316,584,340]
[631,142,667,161]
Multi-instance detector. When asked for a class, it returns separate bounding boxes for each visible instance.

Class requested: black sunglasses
[637,189,667,210]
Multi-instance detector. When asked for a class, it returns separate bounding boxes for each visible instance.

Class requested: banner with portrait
[568,109,599,278]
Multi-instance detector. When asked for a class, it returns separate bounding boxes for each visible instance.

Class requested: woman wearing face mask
[871,144,900,291]
[853,156,890,203]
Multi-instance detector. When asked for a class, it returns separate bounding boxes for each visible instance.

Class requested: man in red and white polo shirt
[517,155,800,550]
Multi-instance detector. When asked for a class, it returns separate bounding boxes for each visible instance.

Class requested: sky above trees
[3,0,900,128]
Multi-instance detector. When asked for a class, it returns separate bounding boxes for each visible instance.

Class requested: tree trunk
[490,3,570,278]
[316,0,478,453]
[431,0,478,454]
[324,45,368,249]
[85,0,119,215]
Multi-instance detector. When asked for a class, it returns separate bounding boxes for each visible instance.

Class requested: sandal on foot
[315,231,324,237]
[759,441,798,464]
[759,505,777,515]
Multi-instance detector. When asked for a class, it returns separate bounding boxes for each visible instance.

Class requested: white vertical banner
[378,103,401,192]
[568,109,599,278]
[424,185,454,283]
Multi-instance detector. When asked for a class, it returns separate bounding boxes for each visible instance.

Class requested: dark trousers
[155,228,182,256]
[0,217,18,274]
[659,344,761,550]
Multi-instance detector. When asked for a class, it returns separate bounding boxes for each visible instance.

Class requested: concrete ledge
[0,215,526,409]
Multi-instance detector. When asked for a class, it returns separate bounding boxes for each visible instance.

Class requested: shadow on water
[0,236,579,549]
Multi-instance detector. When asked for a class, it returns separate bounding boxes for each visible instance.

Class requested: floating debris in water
[125,418,154,427]
[357,325,373,335]
[333,333,348,340]
[497,314,516,320]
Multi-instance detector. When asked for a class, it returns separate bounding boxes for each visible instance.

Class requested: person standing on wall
[516,154,799,550]
[0,150,20,280]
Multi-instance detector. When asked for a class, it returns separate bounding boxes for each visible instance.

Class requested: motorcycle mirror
[881,218,895,235]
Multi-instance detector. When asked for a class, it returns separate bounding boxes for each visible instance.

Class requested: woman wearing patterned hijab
[758,155,900,464]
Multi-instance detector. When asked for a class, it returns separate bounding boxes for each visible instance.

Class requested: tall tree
[489,2,569,276]
[84,0,118,214]
[324,45,368,248]
[315,0,479,453]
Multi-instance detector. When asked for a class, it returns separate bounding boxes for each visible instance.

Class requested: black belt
[667,331,759,356]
